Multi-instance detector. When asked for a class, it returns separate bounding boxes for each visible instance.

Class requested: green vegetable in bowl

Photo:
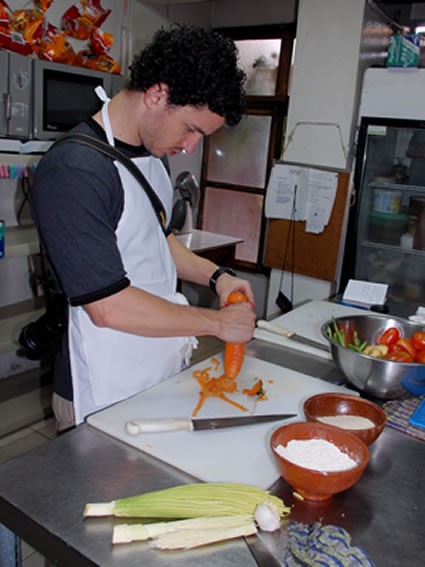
[326,317,368,353]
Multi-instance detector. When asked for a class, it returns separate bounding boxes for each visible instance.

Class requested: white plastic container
[373,189,402,214]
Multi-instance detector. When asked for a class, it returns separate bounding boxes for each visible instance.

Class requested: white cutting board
[254,300,369,360]
[87,353,358,490]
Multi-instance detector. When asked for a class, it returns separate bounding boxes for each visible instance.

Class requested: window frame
[198,24,296,272]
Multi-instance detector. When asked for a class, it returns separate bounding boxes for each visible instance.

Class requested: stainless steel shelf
[4,225,39,258]
[0,297,45,356]
[358,238,425,256]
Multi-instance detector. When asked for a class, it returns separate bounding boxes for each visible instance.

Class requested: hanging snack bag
[0,0,11,28]
[10,9,45,47]
[89,27,114,56]
[61,0,111,41]
[32,0,54,12]
[38,30,75,64]
[0,5,34,56]
[74,49,121,74]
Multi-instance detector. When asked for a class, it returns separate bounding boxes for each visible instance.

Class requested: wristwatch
[209,267,236,294]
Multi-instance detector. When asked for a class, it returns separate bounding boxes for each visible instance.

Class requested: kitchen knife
[125,414,297,434]
[256,319,329,352]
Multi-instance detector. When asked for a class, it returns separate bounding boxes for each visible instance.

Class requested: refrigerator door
[347,117,425,317]
[0,51,9,138]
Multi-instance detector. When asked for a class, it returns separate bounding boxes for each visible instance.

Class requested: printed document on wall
[305,169,338,233]
[265,164,338,234]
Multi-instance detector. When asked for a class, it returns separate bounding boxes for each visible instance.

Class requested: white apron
[69,89,197,425]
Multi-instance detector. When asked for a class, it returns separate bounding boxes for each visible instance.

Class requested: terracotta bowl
[270,421,369,501]
[303,393,387,446]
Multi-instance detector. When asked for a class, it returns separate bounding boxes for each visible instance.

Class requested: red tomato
[396,338,418,361]
[379,327,400,346]
[385,351,414,362]
[412,332,425,352]
[416,350,425,364]
[388,344,402,354]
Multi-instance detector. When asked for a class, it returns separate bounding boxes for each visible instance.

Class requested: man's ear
[144,83,169,109]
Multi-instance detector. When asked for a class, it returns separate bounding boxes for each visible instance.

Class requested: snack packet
[0,25,33,55]
[62,0,111,40]
[32,0,54,11]
[38,30,75,64]
[90,27,114,55]
[74,49,121,74]
[0,0,11,28]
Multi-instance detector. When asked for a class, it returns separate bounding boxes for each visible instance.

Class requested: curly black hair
[128,23,246,126]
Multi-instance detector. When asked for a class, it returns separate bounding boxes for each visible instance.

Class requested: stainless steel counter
[0,339,423,566]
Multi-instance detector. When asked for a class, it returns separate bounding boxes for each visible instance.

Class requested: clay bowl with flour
[303,393,387,446]
[270,421,369,501]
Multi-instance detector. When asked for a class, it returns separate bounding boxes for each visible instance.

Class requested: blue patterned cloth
[0,524,21,567]
[285,522,375,567]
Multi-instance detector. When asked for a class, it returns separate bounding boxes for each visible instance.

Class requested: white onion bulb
[254,501,281,532]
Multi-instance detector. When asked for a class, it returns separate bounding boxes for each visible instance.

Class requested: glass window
[202,187,264,263]
[235,39,282,96]
[206,114,272,188]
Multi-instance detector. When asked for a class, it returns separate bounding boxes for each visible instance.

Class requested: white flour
[317,415,375,430]
[276,439,357,472]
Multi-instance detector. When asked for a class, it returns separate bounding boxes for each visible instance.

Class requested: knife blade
[125,413,297,435]
[256,319,329,352]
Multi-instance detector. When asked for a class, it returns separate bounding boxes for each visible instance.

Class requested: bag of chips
[62,0,111,40]
[89,27,114,55]
[0,0,11,28]
[74,49,121,74]
[0,25,33,55]
[38,30,75,64]
[32,0,54,12]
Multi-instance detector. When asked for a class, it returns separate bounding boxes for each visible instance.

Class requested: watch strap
[209,267,236,294]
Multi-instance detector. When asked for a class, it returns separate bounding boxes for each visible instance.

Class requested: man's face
[140,84,225,157]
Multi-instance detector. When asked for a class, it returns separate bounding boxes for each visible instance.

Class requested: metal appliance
[341,68,425,318]
[0,50,125,141]
[170,171,200,234]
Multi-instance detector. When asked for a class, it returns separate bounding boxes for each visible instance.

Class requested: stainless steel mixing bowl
[321,314,425,399]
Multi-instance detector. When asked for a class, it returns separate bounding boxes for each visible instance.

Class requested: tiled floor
[0,336,224,566]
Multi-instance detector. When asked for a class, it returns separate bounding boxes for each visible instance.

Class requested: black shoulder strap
[54,132,168,234]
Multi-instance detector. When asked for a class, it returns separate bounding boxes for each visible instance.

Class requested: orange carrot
[242,379,263,397]
[224,290,249,379]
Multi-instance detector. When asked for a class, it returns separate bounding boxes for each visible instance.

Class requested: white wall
[266,0,396,318]
[283,0,366,170]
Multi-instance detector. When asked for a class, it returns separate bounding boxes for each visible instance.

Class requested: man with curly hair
[30,24,255,431]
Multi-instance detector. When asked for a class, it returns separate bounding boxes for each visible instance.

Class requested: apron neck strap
[95,86,115,147]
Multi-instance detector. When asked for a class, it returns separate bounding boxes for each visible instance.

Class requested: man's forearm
[83,285,255,344]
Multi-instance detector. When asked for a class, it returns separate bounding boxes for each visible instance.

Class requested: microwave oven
[0,50,125,141]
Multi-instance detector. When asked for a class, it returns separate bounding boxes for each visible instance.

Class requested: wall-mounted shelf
[0,297,45,357]
[0,139,52,154]
[4,225,39,258]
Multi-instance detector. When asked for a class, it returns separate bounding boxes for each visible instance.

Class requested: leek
[112,515,255,545]
[84,482,290,520]
[154,523,257,550]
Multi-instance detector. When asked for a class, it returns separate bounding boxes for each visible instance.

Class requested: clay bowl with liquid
[270,421,369,501]
[303,393,387,446]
